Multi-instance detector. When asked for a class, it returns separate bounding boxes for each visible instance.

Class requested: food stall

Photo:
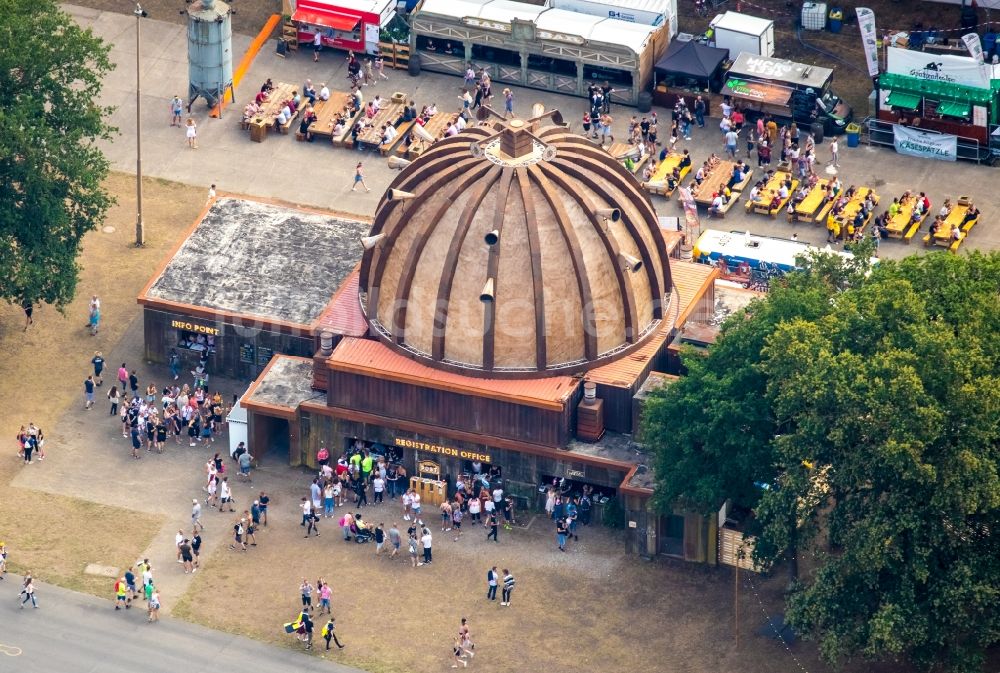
[410,0,668,106]
[723,53,853,136]
[290,0,397,55]
[876,47,998,148]
[652,39,729,111]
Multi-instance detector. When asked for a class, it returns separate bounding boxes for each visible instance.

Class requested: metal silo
[187,0,234,109]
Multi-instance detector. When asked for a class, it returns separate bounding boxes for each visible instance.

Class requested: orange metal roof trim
[585,260,717,387]
[327,337,581,411]
[313,267,368,337]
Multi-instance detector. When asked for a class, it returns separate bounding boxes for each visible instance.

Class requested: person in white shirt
[313,31,322,62]
[372,95,383,112]
[709,193,725,217]
[778,183,790,200]
[425,103,438,116]
[402,490,413,521]
[219,477,234,512]
[274,108,289,130]
[372,475,385,504]
[492,487,504,505]
[319,83,330,101]
[419,528,433,565]
[411,491,422,520]
[175,530,185,562]
[381,124,398,145]
[444,122,458,137]
[455,115,467,132]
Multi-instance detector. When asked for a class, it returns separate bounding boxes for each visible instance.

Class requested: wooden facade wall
[299,407,628,505]
[326,370,579,448]
[143,307,316,381]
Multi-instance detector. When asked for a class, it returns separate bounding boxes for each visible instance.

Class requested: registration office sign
[395,437,491,464]
[892,124,958,162]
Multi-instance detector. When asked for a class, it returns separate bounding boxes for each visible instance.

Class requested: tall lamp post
[134,3,148,247]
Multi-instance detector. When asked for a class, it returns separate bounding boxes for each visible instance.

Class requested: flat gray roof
[247,357,321,410]
[145,198,368,326]
[566,430,650,466]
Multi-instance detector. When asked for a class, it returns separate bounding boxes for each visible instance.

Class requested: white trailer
[711,11,774,58]
[547,0,678,37]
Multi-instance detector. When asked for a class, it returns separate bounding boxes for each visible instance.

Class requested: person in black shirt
[301,611,314,650]
[91,351,105,385]
[190,531,201,569]
[486,512,499,542]
[601,81,614,113]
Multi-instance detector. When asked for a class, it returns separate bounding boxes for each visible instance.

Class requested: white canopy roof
[418,0,658,54]
[478,0,547,23]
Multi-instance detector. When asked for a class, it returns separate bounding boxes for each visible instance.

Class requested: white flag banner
[893,125,958,162]
[962,32,985,63]
[887,47,991,88]
[856,8,879,77]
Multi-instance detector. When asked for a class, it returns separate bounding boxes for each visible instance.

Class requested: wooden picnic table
[885,195,928,239]
[928,199,979,249]
[692,160,737,206]
[401,113,454,158]
[245,82,299,142]
[829,188,879,239]
[643,154,692,197]
[792,179,831,222]
[746,171,797,216]
[308,91,358,140]
[354,102,415,154]
[604,141,650,175]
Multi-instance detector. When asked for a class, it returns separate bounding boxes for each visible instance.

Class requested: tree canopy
[0,0,115,310]
[643,250,1000,673]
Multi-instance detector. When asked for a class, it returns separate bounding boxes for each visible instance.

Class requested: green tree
[0,0,115,310]
[643,251,1000,672]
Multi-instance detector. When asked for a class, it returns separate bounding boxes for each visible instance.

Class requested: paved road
[0,578,362,673]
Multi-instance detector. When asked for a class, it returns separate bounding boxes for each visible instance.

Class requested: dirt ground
[173,505,903,673]
[0,173,204,593]
[678,0,967,115]
[72,0,282,38]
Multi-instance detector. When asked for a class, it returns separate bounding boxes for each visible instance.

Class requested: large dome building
[360,115,674,377]
[192,111,723,562]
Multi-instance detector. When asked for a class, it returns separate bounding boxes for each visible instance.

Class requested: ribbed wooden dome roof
[359,112,674,378]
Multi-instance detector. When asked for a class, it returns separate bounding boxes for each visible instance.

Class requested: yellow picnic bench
[885,194,929,243]
[746,171,797,217]
[791,179,830,222]
[924,197,979,251]
[642,152,690,197]
[832,187,879,240]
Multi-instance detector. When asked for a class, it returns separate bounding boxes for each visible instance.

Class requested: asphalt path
[0,577,363,673]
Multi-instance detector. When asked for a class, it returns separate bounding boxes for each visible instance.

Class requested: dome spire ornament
[469,107,566,165]
[359,109,674,378]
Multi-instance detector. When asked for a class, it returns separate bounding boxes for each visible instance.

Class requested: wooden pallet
[378,41,410,70]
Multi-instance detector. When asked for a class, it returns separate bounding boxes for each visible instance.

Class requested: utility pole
[134,3,148,247]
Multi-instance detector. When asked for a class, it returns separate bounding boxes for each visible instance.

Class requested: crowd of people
[15,422,45,465]
[111,559,162,622]
[95,354,228,460]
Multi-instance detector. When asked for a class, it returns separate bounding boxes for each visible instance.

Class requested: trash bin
[846,122,860,148]
[828,8,843,34]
